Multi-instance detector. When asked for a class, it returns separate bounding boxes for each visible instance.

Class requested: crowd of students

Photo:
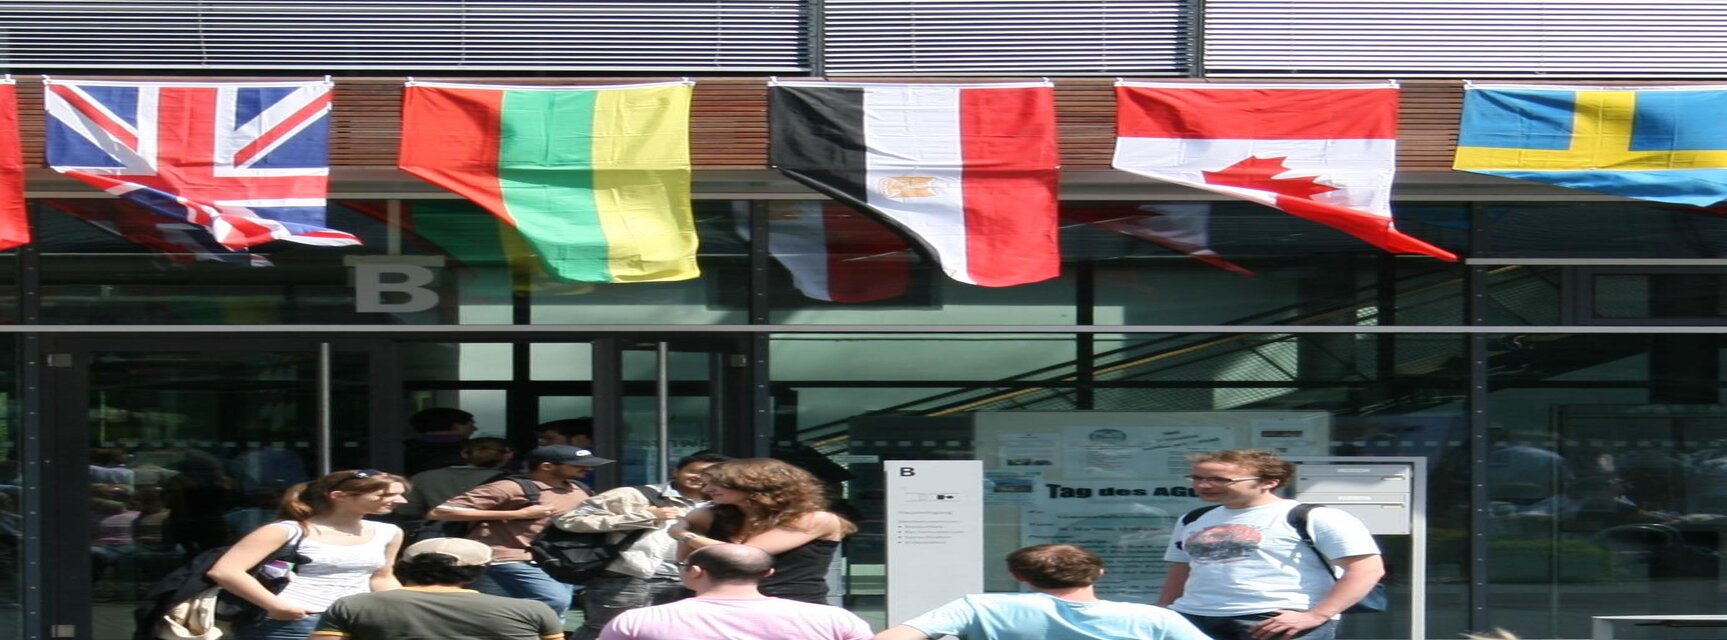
[185,424,1394,640]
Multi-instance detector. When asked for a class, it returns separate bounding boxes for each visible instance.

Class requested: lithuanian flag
[399,80,699,283]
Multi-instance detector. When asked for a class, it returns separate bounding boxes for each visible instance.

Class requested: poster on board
[972,411,1331,592]
[1020,479,1206,601]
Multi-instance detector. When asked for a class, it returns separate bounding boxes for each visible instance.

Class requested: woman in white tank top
[207,468,410,640]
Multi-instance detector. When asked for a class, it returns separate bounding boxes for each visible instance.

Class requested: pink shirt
[598,597,872,640]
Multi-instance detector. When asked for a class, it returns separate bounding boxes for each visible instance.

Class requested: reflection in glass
[774,332,1466,637]
[85,350,369,640]
[1486,335,1727,639]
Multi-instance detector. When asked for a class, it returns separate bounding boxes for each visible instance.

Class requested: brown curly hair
[703,458,855,541]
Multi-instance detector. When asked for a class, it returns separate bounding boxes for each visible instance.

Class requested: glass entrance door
[44,340,379,640]
[609,338,749,487]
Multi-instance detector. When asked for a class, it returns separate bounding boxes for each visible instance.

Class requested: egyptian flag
[770,80,1061,287]
[1113,81,1455,261]
[735,201,914,303]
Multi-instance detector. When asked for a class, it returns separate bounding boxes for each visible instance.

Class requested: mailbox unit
[1287,456,1427,640]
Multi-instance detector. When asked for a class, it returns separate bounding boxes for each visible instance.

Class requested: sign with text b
[886,460,984,624]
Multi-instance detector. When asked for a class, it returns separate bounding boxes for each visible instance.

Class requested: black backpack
[132,526,307,640]
[531,485,669,585]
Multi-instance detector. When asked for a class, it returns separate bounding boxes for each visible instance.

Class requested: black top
[708,520,840,604]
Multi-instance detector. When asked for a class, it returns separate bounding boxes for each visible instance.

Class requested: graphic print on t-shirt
[1185,524,1262,564]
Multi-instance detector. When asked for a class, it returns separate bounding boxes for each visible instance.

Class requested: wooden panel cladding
[13,77,1467,172]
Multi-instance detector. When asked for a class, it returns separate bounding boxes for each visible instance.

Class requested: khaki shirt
[438,477,591,562]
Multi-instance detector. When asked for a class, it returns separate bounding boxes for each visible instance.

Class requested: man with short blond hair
[875,544,1208,640]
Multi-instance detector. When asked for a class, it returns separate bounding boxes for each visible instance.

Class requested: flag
[42,199,270,266]
[0,79,27,249]
[735,201,914,303]
[769,80,1061,287]
[1113,81,1455,261]
[43,78,356,249]
[1454,83,1727,207]
[398,80,699,283]
[1062,202,1253,276]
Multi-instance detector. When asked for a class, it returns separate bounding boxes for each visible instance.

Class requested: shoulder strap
[1180,504,1222,526]
[508,476,542,505]
[1288,503,1339,580]
[1172,505,1224,551]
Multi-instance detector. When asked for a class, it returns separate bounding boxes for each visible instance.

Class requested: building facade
[4,2,1727,639]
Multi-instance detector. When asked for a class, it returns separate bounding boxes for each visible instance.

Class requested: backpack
[1176,503,1389,614]
[531,485,670,585]
[132,524,307,640]
[411,473,543,543]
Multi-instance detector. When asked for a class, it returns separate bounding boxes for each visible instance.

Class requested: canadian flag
[1112,81,1456,261]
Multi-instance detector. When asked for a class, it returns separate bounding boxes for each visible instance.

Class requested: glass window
[35,199,751,325]
[1486,333,1727,639]
[1484,202,1727,258]
[772,331,1467,638]
[0,337,16,638]
[765,200,1465,326]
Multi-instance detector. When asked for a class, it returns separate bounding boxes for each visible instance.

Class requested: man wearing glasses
[1157,449,1383,640]
[430,444,611,618]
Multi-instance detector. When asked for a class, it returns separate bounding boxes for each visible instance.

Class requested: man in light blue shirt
[875,544,1209,640]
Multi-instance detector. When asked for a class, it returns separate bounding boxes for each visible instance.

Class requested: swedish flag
[1454,83,1727,206]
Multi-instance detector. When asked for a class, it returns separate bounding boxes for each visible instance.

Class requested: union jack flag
[44,78,359,249]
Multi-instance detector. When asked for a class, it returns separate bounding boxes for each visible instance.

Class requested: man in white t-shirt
[597,543,871,640]
[1159,449,1384,640]
[875,544,1209,640]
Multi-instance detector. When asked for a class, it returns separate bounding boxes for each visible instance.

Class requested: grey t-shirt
[311,587,564,640]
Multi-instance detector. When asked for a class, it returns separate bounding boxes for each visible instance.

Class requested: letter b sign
[354,264,439,313]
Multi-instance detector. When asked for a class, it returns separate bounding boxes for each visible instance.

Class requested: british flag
[44,78,359,249]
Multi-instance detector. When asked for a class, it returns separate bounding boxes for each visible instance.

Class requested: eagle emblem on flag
[44,78,359,249]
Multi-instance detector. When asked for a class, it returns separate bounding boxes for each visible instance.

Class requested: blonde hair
[703,458,856,540]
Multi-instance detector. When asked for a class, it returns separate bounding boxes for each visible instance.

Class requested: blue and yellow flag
[1454,83,1727,206]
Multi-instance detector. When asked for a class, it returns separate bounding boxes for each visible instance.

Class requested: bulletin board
[972,411,1332,599]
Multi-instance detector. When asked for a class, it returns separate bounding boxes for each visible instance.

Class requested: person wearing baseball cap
[311,537,565,640]
[427,444,613,616]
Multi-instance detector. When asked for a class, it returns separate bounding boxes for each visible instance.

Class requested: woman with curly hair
[669,458,854,604]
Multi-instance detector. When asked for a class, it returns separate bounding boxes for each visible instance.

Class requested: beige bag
[158,587,225,640]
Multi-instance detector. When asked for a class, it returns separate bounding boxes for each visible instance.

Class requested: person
[429,444,610,616]
[206,469,409,640]
[669,458,854,604]
[310,537,565,640]
[875,544,1210,640]
[404,408,477,475]
[1158,449,1384,640]
[536,418,595,449]
[555,451,733,640]
[395,438,516,533]
[597,543,871,640]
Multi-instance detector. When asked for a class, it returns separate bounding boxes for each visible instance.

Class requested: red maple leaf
[1201,156,1338,200]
